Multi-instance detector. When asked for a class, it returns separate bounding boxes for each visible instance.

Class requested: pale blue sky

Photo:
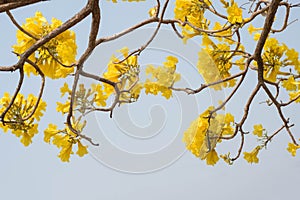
[0,1,300,200]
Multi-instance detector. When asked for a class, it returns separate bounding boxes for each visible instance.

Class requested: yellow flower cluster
[174,0,210,42]
[12,12,77,79]
[226,1,243,24]
[262,38,288,82]
[56,82,107,115]
[0,92,46,146]
[183,107,235,166]
[103,47,141,102]
[254,37,300,85]
[144,56,180,99]
[49,83,107,162]
[250,36,300,102]
[198,38,237,90]
[44,118,88,162]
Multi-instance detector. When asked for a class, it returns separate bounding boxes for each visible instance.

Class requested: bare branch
[0,0,47,13]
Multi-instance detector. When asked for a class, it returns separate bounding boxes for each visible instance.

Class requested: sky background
[0,1,300,200]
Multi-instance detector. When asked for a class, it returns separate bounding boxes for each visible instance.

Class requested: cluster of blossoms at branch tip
[104,47,141,102]
[174,0,210,43]
[174,0,244,43]
[44,117,88,162]
[57,82,107,115]
[250,33,300,102]
[224,0,243,24]
[144,56,180,99]
[12,11,77,79]
[52,82,108,162]
[0,93,46,146]
[198,31,245,90]
[183,107,235,166]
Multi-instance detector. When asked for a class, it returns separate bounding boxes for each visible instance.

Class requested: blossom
[282,76,300,91]
[56,101,70,114]
[243,146,261,164]
[253,124,264,137]
[77,141,88,157]
[248,24,262,35]
[58,142,74,162]
[287,142,300,157]
[289,91,300,103]
[60,82,72,97]
[91,84,107,107]
[206,149,220,166]
[12,12,77,79]
[44,124,59,143]
[148,6,157,17]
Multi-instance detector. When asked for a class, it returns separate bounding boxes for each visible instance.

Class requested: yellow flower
[287,142,300,157]
[20,124,38,146]
[56,101,70,114]
[148,6,157,17]
[58,142,74,162]
[44,124,59,143]
[253,124,264,137]
[282,76,299,91]
[243,146,261,164]
[285,48,300,71]
[289,91,300,103]
[206,149,220,166]
[77,141,88,157]
[12,11,77,79]
[91,84,107,107]
[248,24,262,35]
[227,1,243,24]
[52,134,69,148]
[221,113,235,135]
[60,82,71,97]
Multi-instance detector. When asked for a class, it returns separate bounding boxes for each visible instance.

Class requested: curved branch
[0,67,24,123]
[0,0,47,13]
[20,59,45,121]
